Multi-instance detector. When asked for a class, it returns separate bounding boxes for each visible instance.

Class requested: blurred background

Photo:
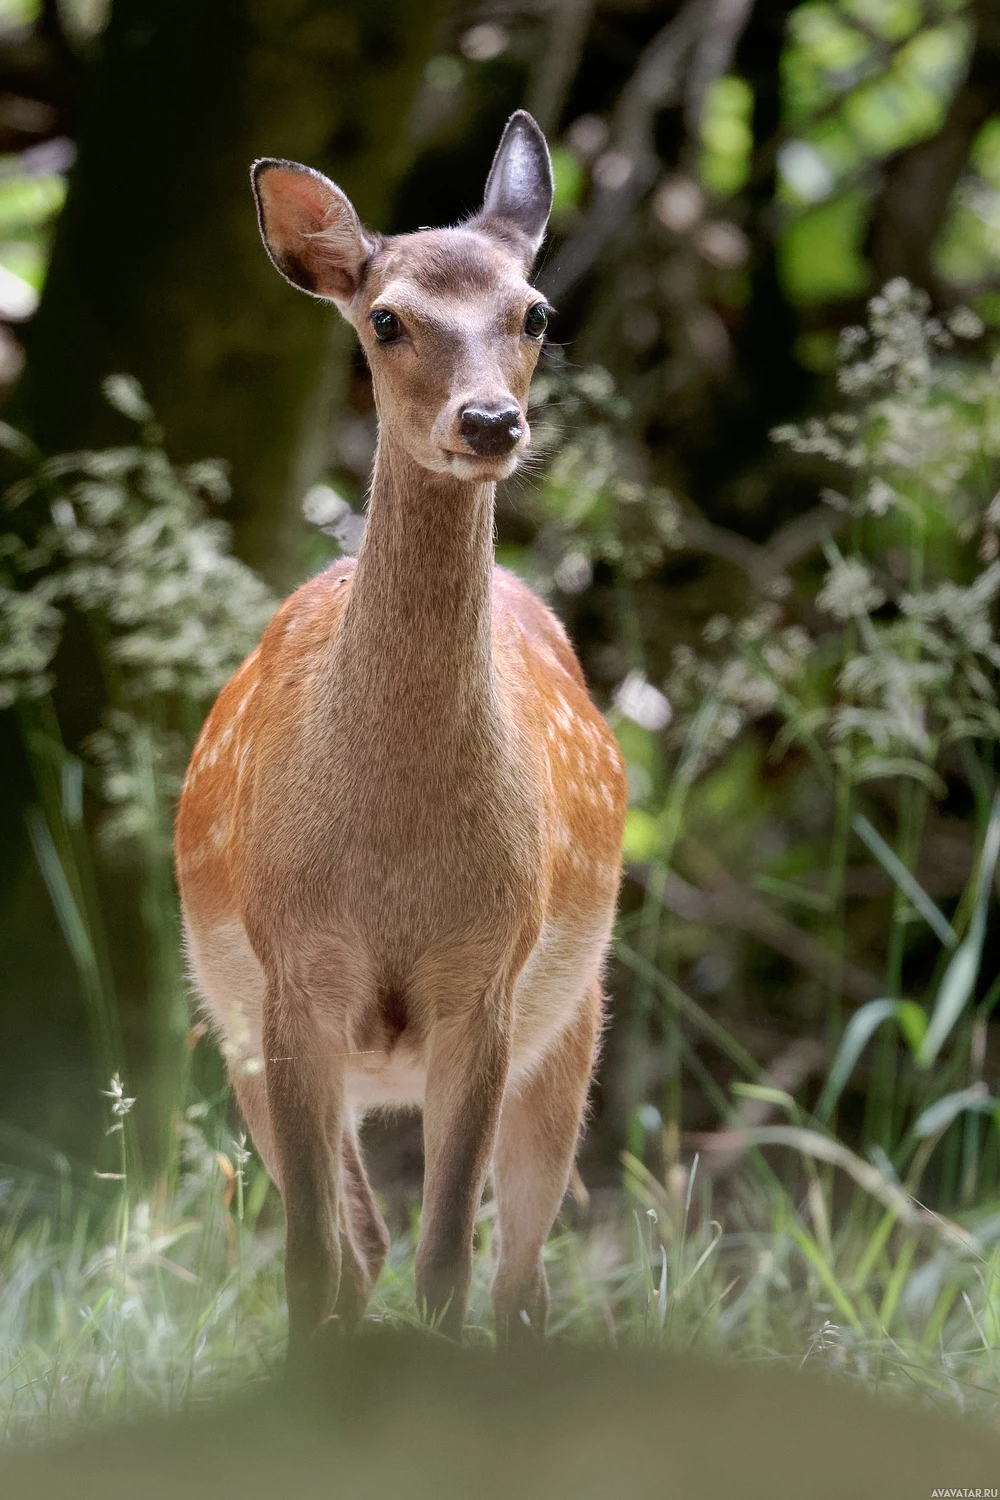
[2,0,1000,1435]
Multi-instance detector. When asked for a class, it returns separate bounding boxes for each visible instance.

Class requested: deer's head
[252,112,554,483]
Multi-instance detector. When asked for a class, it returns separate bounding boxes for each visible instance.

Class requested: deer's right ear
[251,159,375,306]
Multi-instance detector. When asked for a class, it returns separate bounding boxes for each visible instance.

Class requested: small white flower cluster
[0,575,61,707]
[816,556,886,621]
[668,619,813,774]
[102,1071,136,1135]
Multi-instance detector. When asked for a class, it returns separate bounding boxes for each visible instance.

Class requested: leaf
[852,812,957,949]
[731,1082,798,1116]
[692,1124,974,1247]
[895,1000,928,1055]
[918,790,1000,1068]
[0,421,37,462]
[852,757,948,797]
[25,806,97,979]
[815,998,898,1123]
[788,1219,863,1331]
[914,1084,995,1140]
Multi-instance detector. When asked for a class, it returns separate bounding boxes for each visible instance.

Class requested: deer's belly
[509,909,614,1077]
[184,902,613,1101]
[345,1055,426,1110]
[184,913,267,1076]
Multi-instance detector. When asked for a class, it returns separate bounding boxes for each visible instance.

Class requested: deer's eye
[371,309,402,343]
[524,304,549,339]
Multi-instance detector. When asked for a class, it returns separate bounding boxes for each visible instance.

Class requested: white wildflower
[817,557,885,620]
[302,483,349,528]
[865,478,896,516]
[102,1072,136,1134]
[947,306,984,341]
[554,550,592,594]
[614,671,672,731]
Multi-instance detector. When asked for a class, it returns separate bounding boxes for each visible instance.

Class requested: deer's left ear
[474,111,553,268]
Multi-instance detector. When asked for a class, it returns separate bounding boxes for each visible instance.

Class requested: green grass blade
[616,943,759,1078]
[788,1219,863,1331]
[913,1084,995,1140]
[815,998,898,1124]
[917,791,1000,1069]
[25,806,100,984]
[852,813,957,949]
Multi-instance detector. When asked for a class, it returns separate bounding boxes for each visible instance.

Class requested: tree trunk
[17,0,442,585]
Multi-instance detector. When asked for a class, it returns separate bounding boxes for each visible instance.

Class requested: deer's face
[353,229,552,480]
[252,111,554,484]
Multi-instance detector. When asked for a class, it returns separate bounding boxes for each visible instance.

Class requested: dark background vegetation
[0,0,998,1198]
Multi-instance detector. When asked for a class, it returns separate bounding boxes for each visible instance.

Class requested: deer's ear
[475,111,553,267]
[251,159,375,306]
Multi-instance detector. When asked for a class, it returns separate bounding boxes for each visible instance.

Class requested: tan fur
[176,137,627,1351]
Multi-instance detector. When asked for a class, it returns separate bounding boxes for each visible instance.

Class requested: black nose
[458,405,523,458]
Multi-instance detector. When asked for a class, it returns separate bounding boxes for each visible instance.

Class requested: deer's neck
[334,433,497,738]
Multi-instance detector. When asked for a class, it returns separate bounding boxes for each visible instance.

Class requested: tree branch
[541,0,757,301]
[677,503,846,586]
[526,0,598,136]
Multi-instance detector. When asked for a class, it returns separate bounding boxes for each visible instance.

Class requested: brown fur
[175,118,627,1352]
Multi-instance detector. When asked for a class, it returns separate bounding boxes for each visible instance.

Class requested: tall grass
[2,1096,999,1447]
[1,285,1000,1445]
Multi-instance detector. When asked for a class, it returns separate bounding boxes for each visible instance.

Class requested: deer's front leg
[416,995,511,1338]
[263,987,347,1362]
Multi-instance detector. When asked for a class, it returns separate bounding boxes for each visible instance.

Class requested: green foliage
[779,189,871,304]
[775,1,985,311]
[519,359,682,593]
[700,76,754,198]
[530,281,1000,1217]
[673,281,999,788]
[0,375,274,855]
[0,375,274,718]
[0,379,275,1157]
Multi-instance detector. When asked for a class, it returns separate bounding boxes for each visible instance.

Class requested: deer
[174,110,628,1356]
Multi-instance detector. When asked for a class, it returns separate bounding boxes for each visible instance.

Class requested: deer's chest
[241,732,542,949]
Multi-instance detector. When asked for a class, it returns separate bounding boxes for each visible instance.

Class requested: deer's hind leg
[490,981,602,1341]
[338,1117,391,1322]
[236,1059,385,1333]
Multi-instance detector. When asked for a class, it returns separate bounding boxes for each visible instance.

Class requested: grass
[2,1089,1000,1449]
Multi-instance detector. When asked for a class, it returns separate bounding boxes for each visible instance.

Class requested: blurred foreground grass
[2,1097,1000,1448]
